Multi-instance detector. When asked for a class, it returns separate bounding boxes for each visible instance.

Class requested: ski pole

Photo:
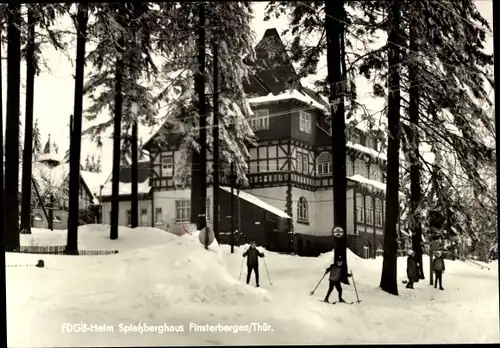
[310,273,326,295]
[263,257,272,285]
[350,272,361,303]
[466,259,490,270]
[239,257,244,281]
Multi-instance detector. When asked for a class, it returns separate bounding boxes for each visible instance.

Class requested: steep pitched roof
[245,28,301,96]
[37,134,63,165]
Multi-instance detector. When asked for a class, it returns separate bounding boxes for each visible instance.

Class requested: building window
[162,156,173,176]
[249,109,269,130]
[126,209,132,226]
[297,197,309,223]
[369,164,382,182]
[375,199,383,227]
[141,208,148,226]
[316,152,332,176]
[296,152,303,172]
[155,208,163,225]
[356,194,364,223]
[346,157,354,177]
[366,196,373,225]
[174,200,210,223]
[175,200,190,223]
[302,153,308,174]
[299,111,312,134]
[53,216,62,223]
[354,159,368,177]
[296,151,308,174]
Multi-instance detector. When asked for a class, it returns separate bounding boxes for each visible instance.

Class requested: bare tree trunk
[325,0,348,279]
[0,25,5,242]
[131,120,138,228]
[66,4,88,254]
[110,33,125,240]
[21,6,36,235]
[380,0,402,296]
[4,2,22,251]
[191,2,207,232]
[212,37,220,244]
[230,163,235,253]
[408,4,424,280]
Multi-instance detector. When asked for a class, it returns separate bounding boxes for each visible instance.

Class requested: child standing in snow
[432,251,446,290]
[406,250,419,289]
[243,242,265,287]
[323,257,352,303]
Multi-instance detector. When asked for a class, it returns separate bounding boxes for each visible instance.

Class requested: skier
[323,257,352,303]
[432,251,446,290]
[406,250,419,289]
[242,242,265,287]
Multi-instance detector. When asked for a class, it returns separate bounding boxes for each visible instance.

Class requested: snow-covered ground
[7,225,500,346]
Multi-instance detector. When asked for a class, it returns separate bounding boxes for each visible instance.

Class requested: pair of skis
[319,300,355,305]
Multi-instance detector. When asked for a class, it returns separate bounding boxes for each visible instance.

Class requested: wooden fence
[18,245,118,256]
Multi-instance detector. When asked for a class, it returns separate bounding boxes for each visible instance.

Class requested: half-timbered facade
[138,28,402,257]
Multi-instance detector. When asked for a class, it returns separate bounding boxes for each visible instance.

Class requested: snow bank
[7,227,499,346]
[19,224,177,252]
[8,226,273,347]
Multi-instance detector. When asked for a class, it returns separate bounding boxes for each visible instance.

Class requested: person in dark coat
[323,257,352,303]
[432,251,446,290]
[243,242,265,287]
[406,250,419,289]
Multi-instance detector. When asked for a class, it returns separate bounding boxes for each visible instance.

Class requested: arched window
[346,157,354,177]
[356,193,364,223]
[316,152,332,176]
[366,196,373,225]
[297,197,309,223]
[354,159,368,177]
[375,198,383,227]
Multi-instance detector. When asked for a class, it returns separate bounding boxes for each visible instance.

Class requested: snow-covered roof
[348,174,405,198]
[80,171,110,203]
[101,179,151,197]
[346,141,387,161]
[248,89,329,114]
[220,186,291,219]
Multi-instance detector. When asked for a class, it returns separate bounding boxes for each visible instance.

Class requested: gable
[247,28,300,96]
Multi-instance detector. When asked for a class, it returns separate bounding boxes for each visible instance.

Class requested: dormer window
[249,109,270,130]
[299,111,312,134]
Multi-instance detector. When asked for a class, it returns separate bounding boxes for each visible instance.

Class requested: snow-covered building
[29,136,101,229]
[100,161,154,227]
[103,28,404,257]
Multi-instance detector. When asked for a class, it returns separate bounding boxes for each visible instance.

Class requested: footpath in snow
[6,224,500,346]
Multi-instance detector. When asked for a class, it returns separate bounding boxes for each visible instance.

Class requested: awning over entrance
[220,186,291,219]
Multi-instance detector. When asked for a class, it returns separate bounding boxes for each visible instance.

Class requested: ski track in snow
[6,225,500,346]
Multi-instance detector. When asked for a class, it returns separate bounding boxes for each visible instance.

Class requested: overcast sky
[0,1,494,176]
